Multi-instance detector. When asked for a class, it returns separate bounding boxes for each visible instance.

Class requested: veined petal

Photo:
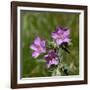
[32,51,40,58]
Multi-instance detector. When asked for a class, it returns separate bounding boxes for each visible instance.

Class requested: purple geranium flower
[44,50,59,68]
[30,37,46,58]
[52,26,70,45]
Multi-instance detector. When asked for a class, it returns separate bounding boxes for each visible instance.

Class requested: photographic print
[21,11,79,77]
[11,1,87,89]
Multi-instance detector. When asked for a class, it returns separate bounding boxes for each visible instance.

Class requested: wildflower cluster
[30,26,71,76]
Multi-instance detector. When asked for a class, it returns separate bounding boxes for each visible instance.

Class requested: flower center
[36,45,43,51]
[58,34,64,40]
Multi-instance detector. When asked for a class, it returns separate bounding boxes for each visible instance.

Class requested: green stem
[54,47,69,76]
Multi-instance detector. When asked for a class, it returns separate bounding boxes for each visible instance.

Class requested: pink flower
[30,37,46,58]
[52,26,70,45]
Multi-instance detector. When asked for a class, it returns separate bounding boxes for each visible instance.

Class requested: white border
[17,7,84,84]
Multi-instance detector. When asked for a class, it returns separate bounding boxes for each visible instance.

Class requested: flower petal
[30,44,37,51]
[56,39,63,45]
[52,32,58,39]
[51,59,58,65]
[32,51,40,58]
[47,60,52,68]
[63,38,70,43]
[47,59,58,68]
[39,40,46,53]
[64,29,70,37]
[56,26,64,34]
[41,49,46,53]
[34,37,41,45]
[41,40,46,48]
[44,55,48,60]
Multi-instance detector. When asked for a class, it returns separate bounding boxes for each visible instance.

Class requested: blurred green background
[20,10,79,78]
